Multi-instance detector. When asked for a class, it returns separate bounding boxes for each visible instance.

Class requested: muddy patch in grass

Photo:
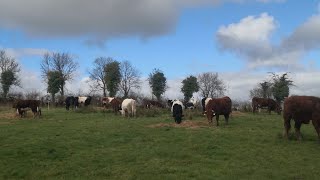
[147,120,209,129]
[231,111,246,117]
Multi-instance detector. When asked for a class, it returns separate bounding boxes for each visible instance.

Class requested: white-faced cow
[171,100,184,124]
[201,97,212,115]
[206,96,232,126]
[120,98,136,117]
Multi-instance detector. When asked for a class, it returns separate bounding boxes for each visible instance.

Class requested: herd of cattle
[11,95,320,141]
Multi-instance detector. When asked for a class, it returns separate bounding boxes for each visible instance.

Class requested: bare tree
[40,52,78,96]
[87,57,111,97]
[25,90,41,100]
[0,50,21,98]
[198,72,226,98]
[119,60,141,98]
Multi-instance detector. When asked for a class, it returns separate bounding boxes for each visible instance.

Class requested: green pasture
[0,106,319,179]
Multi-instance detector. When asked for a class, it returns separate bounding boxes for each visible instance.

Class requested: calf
[206,96,232,126]
[120,98,136,117]
[283,96,320,141]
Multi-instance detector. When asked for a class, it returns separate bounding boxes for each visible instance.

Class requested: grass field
[0,106,320,179]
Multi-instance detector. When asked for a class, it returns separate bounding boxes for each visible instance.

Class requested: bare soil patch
[147,120,209,129]
[231,111,246,117]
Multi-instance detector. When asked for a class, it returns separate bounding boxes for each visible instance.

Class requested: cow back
[284,96,320,122]
[206,96,232,115]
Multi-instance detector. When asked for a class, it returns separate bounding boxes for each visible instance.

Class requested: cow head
[276,103,282,115]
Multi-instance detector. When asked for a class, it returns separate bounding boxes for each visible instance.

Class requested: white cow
[120,98,136,117]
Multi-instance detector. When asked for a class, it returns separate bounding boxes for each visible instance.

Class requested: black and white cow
[77,96,92,107]
[171,100,184,124]
[65,96,92,110]
[65,96,76,110]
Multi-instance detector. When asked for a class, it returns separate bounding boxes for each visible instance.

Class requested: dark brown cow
[13,99,41,118]
[143,99,165,109]
[206,96,232,126]
[283,96,320,141]
[252,97,281,115]
[110,98,122,115]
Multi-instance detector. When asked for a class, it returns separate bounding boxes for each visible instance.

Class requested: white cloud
[217,13,276,43]
[216,13,320,70]
[0,0,284,46]
[4,48,48,59]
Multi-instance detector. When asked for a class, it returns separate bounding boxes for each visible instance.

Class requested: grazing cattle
[283,96,320,141]
[65,96,76,110]
[110,98,122,114]
[171,100,184,124]
[13,99,41,118]
[143,99,165,109]
[102,97,114,108]
[252,97,281,115]
[184,102,195,109]
[78,96,92,107]
[201,97,212,115]
[120,98,136,117]
[206,96,232,126]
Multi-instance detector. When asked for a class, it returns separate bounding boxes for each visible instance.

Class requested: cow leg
[294,121,302,141]
[224,114,229,125]
[283,114,291,139]
[216,115,220,126]
[206,113,213,125]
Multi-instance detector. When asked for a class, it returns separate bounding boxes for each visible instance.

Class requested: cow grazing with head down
[184,97,198,110]
[110,98,122,114]
[120,98,136,117]
[252,97,281,115]
[283,96,320,141]
[13,99,41,118]
[102,97,114,108]
[171,100,184,124]
[206,96,232,126]
[78,96,92,107]
[143,99,165,109]
[65,96,76,110]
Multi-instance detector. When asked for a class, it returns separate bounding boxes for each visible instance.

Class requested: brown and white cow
[110,98,122,115]
[102,97,115,108]
[201,97,212,115]
[283,96,320,141]
[252,97,281,115]
[206,96,232,126]
[120,98,136,117]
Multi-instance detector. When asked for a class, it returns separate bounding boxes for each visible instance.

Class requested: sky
[0,0,320,101]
